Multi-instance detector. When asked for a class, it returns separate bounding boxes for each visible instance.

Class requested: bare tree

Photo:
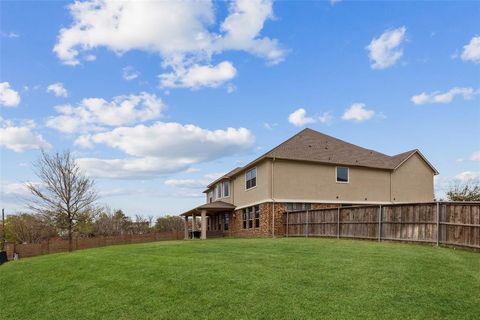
[26,151,98,251]
[447,181,480,201]
[155,215,184,232]
[94,208,131,236]
[6,213,56,244]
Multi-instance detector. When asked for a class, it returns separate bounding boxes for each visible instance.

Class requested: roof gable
[264,128,401,170]
[205,128,438,189]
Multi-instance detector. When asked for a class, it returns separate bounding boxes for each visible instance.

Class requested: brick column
[184,216,189,240]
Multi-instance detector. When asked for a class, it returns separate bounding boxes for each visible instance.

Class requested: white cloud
[159,61,237,89]
[435,171,480,198]
[341,103,376,122]
[204,172,225,181]
[47,82,69,97]
[288,108,334,126]
[0,82,21,107]
[0,118,51,152]
[47,92,164,133]
[330,0,342,5]
[165,179,207,189]
[0,182,29,196]
[84,54,96,61]
[53,0,285,89]
[75,123,254,178]
[263,122,278,130]
[469,151,480,161]
[411,87,479,105]
[77,157,190,179]
[165,171,226,188]
[1,32,19,38]
[122,66,140,81]
[461,36,480,64]
[454,171,480,182]
[76,122,254,160]
[288,108,316,127]
[366,26,406,70]
[217,0,286,65]
[318,112,333,124]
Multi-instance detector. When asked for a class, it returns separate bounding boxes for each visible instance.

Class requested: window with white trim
[223,181,230,197]
[336,167,349,183]
[216,183,222,198]
[246,168,257,189]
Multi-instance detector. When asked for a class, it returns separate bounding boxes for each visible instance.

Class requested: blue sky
[1,0,479,217]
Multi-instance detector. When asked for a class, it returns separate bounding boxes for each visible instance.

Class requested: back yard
[0,238,479,320]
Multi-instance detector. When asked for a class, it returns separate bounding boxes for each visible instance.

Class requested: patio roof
[180,201,236,217]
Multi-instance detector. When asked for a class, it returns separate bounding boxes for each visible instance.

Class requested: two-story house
[181,128,438,239]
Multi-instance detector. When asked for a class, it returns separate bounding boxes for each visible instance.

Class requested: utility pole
[1,208,5,251]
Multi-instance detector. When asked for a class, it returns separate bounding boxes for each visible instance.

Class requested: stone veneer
[227,202,338,237]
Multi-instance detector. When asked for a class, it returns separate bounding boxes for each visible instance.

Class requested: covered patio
[180,201,236,239]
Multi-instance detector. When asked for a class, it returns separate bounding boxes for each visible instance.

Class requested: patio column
[200,209,207,240]
[184,216,189,240]
[192,214,195,239]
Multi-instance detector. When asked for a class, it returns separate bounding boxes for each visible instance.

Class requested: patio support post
[184,216,189,240]
[191,214,195,239]
[200,210,207,240]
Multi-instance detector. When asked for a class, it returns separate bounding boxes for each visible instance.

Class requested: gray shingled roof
[180,201,236,216]
[205,128,438,190]
[264,128,413,170]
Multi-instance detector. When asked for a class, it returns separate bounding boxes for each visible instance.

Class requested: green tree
[446,182,480,201]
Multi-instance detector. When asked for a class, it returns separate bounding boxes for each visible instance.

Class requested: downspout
[271,157,275,237]
[390,171,393,203]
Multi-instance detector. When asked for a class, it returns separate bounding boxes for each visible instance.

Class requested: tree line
[1,209,184,245]
[1,151,184,250]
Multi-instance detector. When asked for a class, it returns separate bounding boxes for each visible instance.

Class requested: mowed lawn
[1,238,479,320]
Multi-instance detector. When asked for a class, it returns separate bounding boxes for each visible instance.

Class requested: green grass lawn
[1,238,479,320]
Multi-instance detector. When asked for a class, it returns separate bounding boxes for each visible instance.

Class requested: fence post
[436,202,440,246]
[378,205,382,242]
[286,211,289,237]
[305,210,309,238]
[337,207,340,239]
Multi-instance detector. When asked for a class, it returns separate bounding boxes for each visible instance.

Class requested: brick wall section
[228,202,339,237]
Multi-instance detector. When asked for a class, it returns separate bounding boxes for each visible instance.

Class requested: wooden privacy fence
[284,202,480,249]
[4,231,183,260]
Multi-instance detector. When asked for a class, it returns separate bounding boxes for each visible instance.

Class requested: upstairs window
[223,181,230,197]
[245,167,257,189]
[216,183,222,198]
[336,167,349,183]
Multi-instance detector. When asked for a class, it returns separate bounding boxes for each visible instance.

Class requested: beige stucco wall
[231,160,272,208]
[272,159,392,203]
[204,159,272,208]
[204,153,435,207]
[391,153,435,202]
